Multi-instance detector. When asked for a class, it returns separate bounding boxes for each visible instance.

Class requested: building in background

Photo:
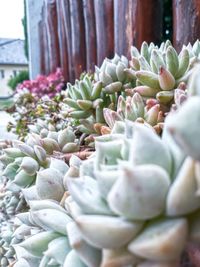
[0,38,28,96]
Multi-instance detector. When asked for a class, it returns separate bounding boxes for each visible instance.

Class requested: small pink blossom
[17,68,65,98]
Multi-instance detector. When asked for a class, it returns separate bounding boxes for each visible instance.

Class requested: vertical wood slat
[56,0,69,81]
[38,0,164,81]
[173,0,200,51]
[94,0,114,66]
[114,0,137,58]
[44,0,60,73]
[69,0,86,79]
[83,0,97,72]
[114,0,163,58]
[61,0,74,82]
[136,0,163,48]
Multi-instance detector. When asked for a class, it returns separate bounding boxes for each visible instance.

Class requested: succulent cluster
[0,150,95,266]
[103,93,164,134]
[6,87,200,266]
[0,191,26,220]
[64,99,200,266]
[95,53,135,88]
[2,41,200,266]
[10,159,71,267]
[7,40,199,141]
[130,40,191,103]
[7,90,67,140]
[63,55,136,133]
[0,221,17,266]
[63,40,200,136]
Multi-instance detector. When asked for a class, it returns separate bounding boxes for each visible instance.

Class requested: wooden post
[114,0,163,57]
[56,0,69,81]
[61,0,74,82]
[69,0,86,79]
[114,0,137,57]
[83,0,97,72]
[44,0,60,73]
[173,0,200,51]
[94,0,114,66]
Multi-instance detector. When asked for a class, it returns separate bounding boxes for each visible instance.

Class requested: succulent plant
[63,41,196,136]
[2,43,200,267]
[94,53,136,87]
[0,190,26,219]
[103,93,164,134]
[128,40,195,108]
[0,220,18,266]
[64,75,104,120]
[63,54,137,132]
[2,93,200,267]
[7,90,67,141]
[62,96,200,266]
[13,199,95,267]
[185,39,200,61]
[11,156,98,267]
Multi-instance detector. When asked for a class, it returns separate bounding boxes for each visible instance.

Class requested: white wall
[0,64,28,96]
[26,0,44,79]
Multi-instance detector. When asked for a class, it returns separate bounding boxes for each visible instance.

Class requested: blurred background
[26,0,200,83]
[1,0,200,95]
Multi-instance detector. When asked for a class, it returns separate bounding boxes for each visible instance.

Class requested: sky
[0,0,24,39]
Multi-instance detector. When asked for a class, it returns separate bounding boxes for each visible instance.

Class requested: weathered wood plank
[61,0,74,82]
[173,0,200,51]
[69,0,86,78]
[83,0,97,72]
[44,0,60,72]
[114,0,163,57]
[114,0,137,57]
[56,0,69,81]
[94,0,114,65]
[136,0,163,47]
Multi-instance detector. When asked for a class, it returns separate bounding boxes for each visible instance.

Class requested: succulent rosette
[128,40,197,109]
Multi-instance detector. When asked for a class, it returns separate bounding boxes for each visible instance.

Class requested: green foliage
[7,70,29,90]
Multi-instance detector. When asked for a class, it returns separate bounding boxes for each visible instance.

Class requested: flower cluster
[17,68,65,98]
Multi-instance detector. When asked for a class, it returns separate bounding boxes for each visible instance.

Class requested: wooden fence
[37,0,200,82]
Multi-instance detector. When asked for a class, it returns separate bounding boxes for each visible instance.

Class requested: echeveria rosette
[103,93,164,135]
[63,75,110,136]
[95,53,136,89]
[8,157,94,267]
[129,40,193,110]
[0,137,90,266]
[0,125,80,210]
[64,55,137,134]
[65,115,200,266]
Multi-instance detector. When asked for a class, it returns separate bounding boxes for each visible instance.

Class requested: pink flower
[17,68,65,98]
